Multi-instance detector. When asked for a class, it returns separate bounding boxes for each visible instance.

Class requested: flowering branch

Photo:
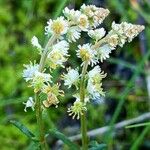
[22,3,144,150]
[35,35,56,149]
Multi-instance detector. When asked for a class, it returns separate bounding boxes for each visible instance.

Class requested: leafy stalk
[35,35,56,150]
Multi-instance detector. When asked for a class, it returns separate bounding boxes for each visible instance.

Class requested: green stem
[39,35,56,72]
[35,35,56,150]
[35,93,48,150]
[80,62,88,150]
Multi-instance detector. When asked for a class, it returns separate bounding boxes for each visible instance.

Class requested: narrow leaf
[131,125,150,150]
[49,129,80,150]
[10,120,37,141]
[126,122,150,128]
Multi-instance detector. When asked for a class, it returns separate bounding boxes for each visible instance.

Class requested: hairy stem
[35,93,48,149]
[35,35,56,149]
[80,62,88,150]
[39,35,56,72]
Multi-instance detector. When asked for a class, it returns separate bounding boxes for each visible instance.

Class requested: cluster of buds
[23,4,144,117]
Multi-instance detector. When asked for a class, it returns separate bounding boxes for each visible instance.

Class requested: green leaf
[126,122,150,128]
[25,141,40,150]
[48,129,80,150]
[10,120,37,141]
[89,141,107,150]
[130,125,150,150]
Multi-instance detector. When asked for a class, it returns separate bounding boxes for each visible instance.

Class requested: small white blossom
[31,36,42,49]
[78,14,89,31]
[93,8,110,26]
[87,66,106,99]
[68,99,87,119]
[63,7,81,23]
[88,66,106,80]
[47,40,69,69]
[80,4,96,18]
[36,72,51,81]
[107,34,119,48]
[87,81,105,98]
[81,4,109,28]
[33,72,52,83]
[88,28,106,40]
[67,26,81,42]
[77,44,98,66]
[31,72,52,93]
[97,44,114,62]
[62,68,80,88]
[23,97,35,112]
[45,16,69,36]
[23,62,39,82]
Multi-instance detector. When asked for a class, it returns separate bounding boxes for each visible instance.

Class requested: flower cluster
[61,5,144,119]
[23,4,144,117]
[23,61,63,110]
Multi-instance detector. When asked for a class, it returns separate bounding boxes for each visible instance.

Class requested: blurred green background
[0,0,150,149]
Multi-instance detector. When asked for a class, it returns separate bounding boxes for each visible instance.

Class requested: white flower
[67,99,87,119]
[111,21,124,34]
[77,43,98,66]
[80,4,109,28]
[23,62,39,82]
[87,80,105,98]
[111,21,145,44]
[33,72,51,82]
[62,68,80,88]
[31,72,52,93]
[23,97,35,112]
[97,44,114,62]
[31,36,42,49]
[45,16,69,35]
[87,81,105,98]
[63,7,81,22]
[80,4,96,18]
[107,34,119,48]
[88,66,106,80]
[47,40,69,69]
[67,26,81,42]
[88,28,106,40]
[87,66,106,99]
[78,14,89,31]
[93,8,110,26]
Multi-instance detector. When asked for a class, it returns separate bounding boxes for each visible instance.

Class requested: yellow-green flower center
[80,48,90,61]
[51,21,64,34]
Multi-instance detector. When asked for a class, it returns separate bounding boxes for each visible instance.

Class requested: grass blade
[10,120,37,141]
[130,125,150,150]
[126,122,150,129]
